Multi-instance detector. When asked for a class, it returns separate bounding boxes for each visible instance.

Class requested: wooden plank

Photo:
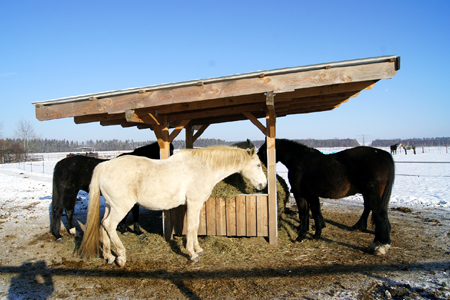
[266,93,278,245]
[74,113,125,124]
[35,62,397,121]
[273,80,377,102]
[216,198,226,236]
[236,195,246,236]
[198,202,207,236]
[206,198,216,236]
[167,103,266,123]
[168,119,191,142]
[246,195,257,237]
[257,195,269,237]
[226,197,237,236]
[243,111,266,136]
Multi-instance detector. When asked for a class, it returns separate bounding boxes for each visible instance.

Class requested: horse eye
[257,164,261,168]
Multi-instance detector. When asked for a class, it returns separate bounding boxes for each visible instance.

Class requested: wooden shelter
[32,55,400,245]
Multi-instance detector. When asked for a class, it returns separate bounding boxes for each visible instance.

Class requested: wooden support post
[150,116,174,240]
[186,124,194,149]
[266,91,278,245]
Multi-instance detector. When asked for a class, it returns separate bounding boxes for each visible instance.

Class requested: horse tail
[381,154,395,210]
[50,169,59,232]
[78,162,104,258]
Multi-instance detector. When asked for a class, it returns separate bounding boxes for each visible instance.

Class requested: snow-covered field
[1,146,449,222]
[0,146,449,299]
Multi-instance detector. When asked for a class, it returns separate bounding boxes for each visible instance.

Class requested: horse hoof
[116,258,125,267]
[190,256,200,263]
[56,237,64,242]
[107,257,115,265]
[121,231,130,236]
[369,242,390,255]
[197,250,205,256]
[116,257,126,267]
[295,236,305,243]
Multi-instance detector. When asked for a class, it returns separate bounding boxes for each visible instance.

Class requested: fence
[165,194,270,239]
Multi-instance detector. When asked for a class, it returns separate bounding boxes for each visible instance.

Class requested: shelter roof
[32,55,400,130]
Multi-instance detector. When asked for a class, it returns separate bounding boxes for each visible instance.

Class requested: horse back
[291,147,394,200]
[53,156,106,194]
[334,147,394,195]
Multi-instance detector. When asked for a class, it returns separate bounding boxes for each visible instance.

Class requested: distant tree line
[291,138,360,148]
[2,136,449,163]
[0,139,25,163]
[371,137,450,147]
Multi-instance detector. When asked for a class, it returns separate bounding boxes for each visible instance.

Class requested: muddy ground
[1,199,450,299]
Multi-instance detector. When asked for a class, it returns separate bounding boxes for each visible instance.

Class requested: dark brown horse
[258,138,395,255]
[390,144,398,155]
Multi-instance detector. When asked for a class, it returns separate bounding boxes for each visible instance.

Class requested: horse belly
[137,189,186,211]
[311,179,357,199]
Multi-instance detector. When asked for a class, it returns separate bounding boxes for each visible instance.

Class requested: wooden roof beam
[35,62,395,121]
[274,80,377,102]
[162,102,266,123]
[74,113,125,124]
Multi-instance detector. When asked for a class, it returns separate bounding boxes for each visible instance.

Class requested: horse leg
[293,192,310,243]
[50,205,64,241]
[185,202,204,262]
[66,208,79,237]
[65,191,78,237]
[99,225,115,265]
[117,214,129,235]
[309,196,325,241]
[130,204,143,236]
[352,202,371,231]
[102,206,130,267]
[367,195,391,255]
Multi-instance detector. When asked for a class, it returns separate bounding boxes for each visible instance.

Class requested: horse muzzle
[256,181,267,191]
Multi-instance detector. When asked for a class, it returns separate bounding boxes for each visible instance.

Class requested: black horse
[390,144,398,155]
[51,142,174,241]
[258,138,395,255]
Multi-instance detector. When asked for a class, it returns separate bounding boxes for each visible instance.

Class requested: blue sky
[1,1,449,145]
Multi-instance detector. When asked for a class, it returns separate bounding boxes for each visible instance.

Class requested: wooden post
[150,116,174,241]
[266,91,278,245]
[186,124,194,149]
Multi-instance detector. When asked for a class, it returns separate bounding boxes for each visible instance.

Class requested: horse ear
[246,148,256,156]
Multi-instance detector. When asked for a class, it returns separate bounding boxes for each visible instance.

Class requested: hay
[210,165,290,219]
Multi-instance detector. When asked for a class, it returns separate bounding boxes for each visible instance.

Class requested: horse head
[257,141,268,167]
[240,148,267,191]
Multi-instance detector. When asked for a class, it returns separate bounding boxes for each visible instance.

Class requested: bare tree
[14,119,39,160]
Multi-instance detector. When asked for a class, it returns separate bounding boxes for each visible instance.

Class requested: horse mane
[278,139,321,155]
[179,146,252,169]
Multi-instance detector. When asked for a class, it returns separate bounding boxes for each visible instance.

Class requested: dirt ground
[1,198,450,300]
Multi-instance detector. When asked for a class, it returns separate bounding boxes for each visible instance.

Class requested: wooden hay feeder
[164,172,290,239]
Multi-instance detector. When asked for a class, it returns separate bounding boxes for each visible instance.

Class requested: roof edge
[32,55,397,106]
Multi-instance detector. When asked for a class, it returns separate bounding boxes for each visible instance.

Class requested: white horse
[398,143,416,155]
[78,146,267,266]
